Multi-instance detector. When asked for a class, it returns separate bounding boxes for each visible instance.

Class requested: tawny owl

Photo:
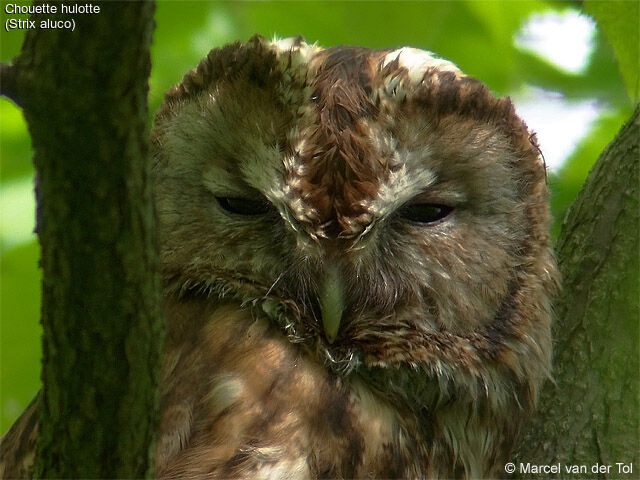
[1,35,558,479]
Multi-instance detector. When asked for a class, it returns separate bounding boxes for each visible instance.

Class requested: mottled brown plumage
[1,35,558,479]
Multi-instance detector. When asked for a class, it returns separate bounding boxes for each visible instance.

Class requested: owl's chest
[154,298,423,479]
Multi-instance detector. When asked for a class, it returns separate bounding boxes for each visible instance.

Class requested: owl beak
[319,265,344,344]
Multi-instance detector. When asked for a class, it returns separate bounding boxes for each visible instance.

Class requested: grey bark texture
[514,104,639,478]
[3,1,163,478]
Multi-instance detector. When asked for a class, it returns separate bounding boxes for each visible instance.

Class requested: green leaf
[585,0,640,101]
[0,241,42,432]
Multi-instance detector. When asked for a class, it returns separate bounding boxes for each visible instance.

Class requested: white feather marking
[383,47,462,84]
[204,374,245,417]
[270,36,301,52]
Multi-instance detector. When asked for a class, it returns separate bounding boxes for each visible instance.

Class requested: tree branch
[514,104,639,476]
[0,2,162,478]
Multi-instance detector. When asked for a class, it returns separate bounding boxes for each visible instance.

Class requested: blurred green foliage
[0,1,635,432]
[585,0,640,100]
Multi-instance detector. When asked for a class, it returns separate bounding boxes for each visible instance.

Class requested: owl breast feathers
[0,35,558,479]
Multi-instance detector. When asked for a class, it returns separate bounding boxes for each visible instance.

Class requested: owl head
[151,35,558,405]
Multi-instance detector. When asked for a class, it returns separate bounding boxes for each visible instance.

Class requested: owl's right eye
[216,197,273,216]
[399,203,453,224]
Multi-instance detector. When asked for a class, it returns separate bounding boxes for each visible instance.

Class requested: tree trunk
[2,1,162,477]
[514,105,639,477]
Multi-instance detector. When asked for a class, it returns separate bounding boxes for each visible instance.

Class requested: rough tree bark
[1,1,162,478]
[514,105,639,477]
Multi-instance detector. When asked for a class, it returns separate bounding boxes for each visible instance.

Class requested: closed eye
[216,197,273,216]
[398,203,453,224]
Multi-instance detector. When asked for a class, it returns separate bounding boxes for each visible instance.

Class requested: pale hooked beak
[318,265,345,344]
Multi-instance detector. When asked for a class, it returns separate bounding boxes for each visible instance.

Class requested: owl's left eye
[399,203,453,224]
[216,197,273,216]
